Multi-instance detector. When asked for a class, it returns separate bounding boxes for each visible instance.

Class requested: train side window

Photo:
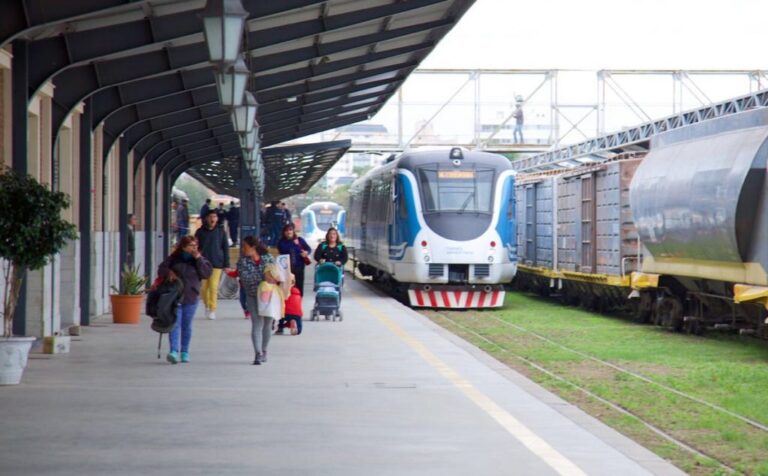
[399,184,408,219]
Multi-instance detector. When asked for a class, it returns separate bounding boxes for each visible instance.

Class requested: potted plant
[110,264,148,324]
[0,166,78,385]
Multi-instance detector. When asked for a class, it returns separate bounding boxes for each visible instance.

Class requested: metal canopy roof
[185,140,351,201]
[2,0,475,198]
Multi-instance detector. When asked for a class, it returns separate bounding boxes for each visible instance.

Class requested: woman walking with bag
[236,236,274,364]
[277,224,312,296]
[157,236,212,364]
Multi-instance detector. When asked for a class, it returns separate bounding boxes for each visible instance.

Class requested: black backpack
[145,278,184,358]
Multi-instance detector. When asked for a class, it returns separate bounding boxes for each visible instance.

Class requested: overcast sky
[422,0,768,70]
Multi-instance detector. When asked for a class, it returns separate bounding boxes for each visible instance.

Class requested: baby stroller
[312,262,343,321]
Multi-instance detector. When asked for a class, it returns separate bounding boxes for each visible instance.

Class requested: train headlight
[424,255,431,262]
[487,256,494,263]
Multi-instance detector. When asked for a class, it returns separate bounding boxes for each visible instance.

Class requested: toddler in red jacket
[277,274,303,335]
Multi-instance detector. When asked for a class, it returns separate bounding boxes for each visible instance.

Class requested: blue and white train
[300,201,346,246]
[347,148,517,308]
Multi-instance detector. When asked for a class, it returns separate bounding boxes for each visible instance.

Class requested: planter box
[43,335,71,354]
[0,337,36,385]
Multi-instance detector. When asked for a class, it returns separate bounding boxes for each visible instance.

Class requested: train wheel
[634,292,653,324]
[683,318,704,336]
[655,296,684,332]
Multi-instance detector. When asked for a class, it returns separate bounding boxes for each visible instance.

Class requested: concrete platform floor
[0,276,685,476]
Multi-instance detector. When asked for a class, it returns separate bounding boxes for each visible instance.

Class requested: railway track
[429,309,743,475]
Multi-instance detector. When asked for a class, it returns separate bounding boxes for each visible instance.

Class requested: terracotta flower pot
[110,294,144,324]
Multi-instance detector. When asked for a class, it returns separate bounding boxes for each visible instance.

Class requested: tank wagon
[347,148,517,308]
[301,201,346,246]
[514,155,644,311]
[629,108,768,336]
[516,108,768,337]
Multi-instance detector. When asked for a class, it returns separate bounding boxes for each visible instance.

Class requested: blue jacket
[277,237,312,271]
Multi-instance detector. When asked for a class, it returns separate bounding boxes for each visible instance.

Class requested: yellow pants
[200,267,223,311]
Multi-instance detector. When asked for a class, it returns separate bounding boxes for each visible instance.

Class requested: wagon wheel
[654,296,684,332]
[633,292,653,324]
[683,318,704,336]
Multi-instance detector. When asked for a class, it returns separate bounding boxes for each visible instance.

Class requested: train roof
[396,148,513,172]
[350,148,513,191]
[301,201,344,213]
[652,107,768,149]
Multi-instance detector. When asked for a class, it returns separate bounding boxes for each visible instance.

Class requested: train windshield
[418,167,495,213]
[315,208,337,230]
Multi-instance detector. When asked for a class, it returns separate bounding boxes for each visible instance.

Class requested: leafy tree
[0,167,78,336]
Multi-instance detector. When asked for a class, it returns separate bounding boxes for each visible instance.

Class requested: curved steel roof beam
[142,123,233,168]
[0,0,155,47]
[260,87,397,123]
[169,152,242,188]
[163,141,241,178]
[253,19,452,73]
[102,86,219,161]
[48,16,451,141]
[266,112,375,147]
[111,60,413,159]
[252,41,434,91]
[27,0,332,96]
[156,135,240,173]
[92,69,213,129]
[133,113,232,159]
[96,41,425,132]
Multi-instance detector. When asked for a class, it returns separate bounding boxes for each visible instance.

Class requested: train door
[360,182,372,253]
[525,185,537,265]
[580,174,597,273]
[389,176,398,247]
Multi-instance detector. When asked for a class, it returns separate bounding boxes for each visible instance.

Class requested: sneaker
[166,351,179,364]
[288,320,298,335]
[180,352,190,363]
[204,308,210,319]
[208,311,217,320]
[261,350,267,363]
[253,353,262,365]
[244,310,251,320]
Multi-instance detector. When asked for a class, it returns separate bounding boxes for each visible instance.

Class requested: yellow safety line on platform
[355,296,586,476]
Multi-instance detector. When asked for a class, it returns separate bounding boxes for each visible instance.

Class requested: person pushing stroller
[313,227,347,267]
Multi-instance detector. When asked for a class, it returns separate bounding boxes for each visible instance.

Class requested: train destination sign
[438,170,475,179]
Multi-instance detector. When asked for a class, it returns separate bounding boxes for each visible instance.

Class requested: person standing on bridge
[512,97,524,144]
[195,210,230,320]
[157,236,212,364]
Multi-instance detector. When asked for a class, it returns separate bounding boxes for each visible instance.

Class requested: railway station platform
[0,275,683,476]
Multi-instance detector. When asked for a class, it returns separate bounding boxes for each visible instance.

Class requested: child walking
[277,274,303,335]
[252,263,284,365]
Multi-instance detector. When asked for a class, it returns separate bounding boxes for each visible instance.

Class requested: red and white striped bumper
[408,288,505,308]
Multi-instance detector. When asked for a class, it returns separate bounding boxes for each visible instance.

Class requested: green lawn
[423,292,768,475]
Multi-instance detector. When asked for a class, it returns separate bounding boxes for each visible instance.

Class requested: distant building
[325,123,390,185]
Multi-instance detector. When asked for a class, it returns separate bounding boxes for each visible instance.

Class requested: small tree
[0,167,78,337]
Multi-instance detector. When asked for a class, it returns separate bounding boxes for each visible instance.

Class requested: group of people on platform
[173,198,241,247]
[155,222,347,366]
[261,200,294,246]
